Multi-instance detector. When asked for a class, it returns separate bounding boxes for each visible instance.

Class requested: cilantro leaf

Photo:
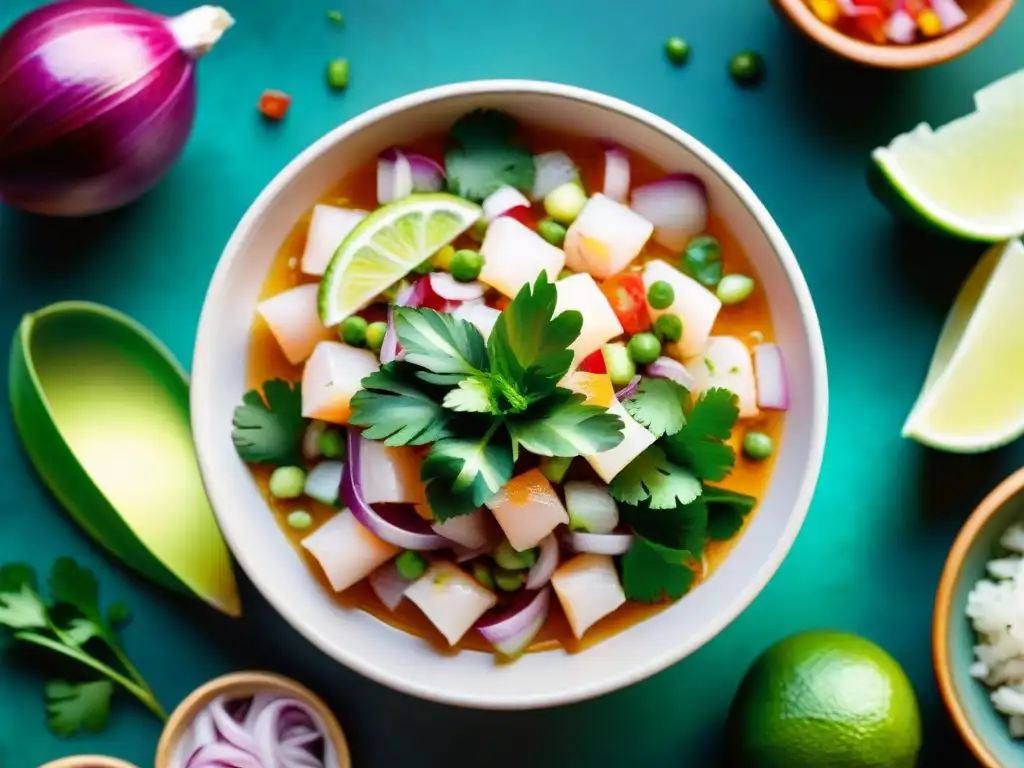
[704,486,757,541]
[622,499,708,557]
[621,537,696,603]
[45,679,113,737]
[662,387,739,482]
[507,390,624,457]
[421,431,515,521]
[624,378,688,438]
[0,574,48,630]
[231,379,307,465]
[488,274,582,399]
[449,109,520,147]
[610,445,702,509]
[48,557,114,645]
[350,363,455,445]
[445,110,534,202]
[395,308,488,384]
[442,376,494,413]
[63,619,100,647]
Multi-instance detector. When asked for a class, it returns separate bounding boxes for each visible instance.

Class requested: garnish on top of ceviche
[807,0,967,44]
[232,110,791,658]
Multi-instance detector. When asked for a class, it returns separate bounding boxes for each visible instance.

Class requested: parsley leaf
[662,387,739,482]
[507,390,624,457]
[704,486,758,541]
[0,565,47,630]
[48,558,114,646]
[350,363,455,445]
[621,537,696,603]
[421,430,515,521]
[395,307,488,384]
[442,376,494,413]
[231,379,306,465]
[622,499,708,557]
[624,378,688,438]
[45,679,113,737]
[610,445,702,509]
[488,273,582,399]
[445,110,535,202]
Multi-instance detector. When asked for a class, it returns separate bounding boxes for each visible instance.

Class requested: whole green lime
[727,630,922,768]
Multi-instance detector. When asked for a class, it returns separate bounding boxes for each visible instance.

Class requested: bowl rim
[934,465,1024,768]
[154,671,351,768]
[38,757,140,768]
[772,0,1015,69]
[192,78,829,708]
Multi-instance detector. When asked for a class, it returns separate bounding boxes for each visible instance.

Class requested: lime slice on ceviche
[232,108,793,660]
[903,239,1024,452]
[871,69,1024,242]
[319,193,482,325]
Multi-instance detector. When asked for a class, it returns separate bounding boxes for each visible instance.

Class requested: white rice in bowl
[966,522,1024,738]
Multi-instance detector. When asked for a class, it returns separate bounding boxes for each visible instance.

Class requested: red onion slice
[429,272,486,302]
[184,742,263,768]
[603,144,631,203]
[207,695,259,756]
[753,342,790,411]
[614,375,641,402]
[368,561,413,611]
[377,149,414,204]
[630,174,708,251]
[646,356,697,391]
[380,277,433,363]
[405,152,445,192]
[342,432,448,550]
[477,587,551,658]
[564,530,634,556]
[525,533,559,590]
[482,185,532,221]
[251,698,337,768]
[532,151,579,200]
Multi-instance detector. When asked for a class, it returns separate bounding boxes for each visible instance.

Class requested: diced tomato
[578,350,607,374]
[600,273,650,335]
[258,90,291,120]
[500,205,535,229]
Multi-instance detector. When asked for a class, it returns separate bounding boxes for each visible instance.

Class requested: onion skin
[0,2,232,216]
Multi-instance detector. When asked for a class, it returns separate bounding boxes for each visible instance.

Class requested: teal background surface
[1,0,1022,765]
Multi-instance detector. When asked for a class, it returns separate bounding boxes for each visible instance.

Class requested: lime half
[871,69,1024,242]
[318,193,481,325]
[903,239,1024,452]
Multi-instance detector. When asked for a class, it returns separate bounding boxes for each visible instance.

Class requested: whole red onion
[0,1,233,216]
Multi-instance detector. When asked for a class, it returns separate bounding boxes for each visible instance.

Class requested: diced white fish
[302,512,399,593]
[301,205,367,276]
[257,284,335,365]
[685,336,759,418]
[550,553,626,639]
[301,341,379,424]
[563,194,653,278]
[479,217,565,297]
[554,273,623,370]
[642,259,721,359]
[404,562,497,645]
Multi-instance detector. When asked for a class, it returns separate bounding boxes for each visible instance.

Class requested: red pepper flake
[258,90,292,121]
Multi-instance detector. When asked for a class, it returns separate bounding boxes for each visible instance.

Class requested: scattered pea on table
[665,36,691,65]
[729,51,765,85]
[327,58,350,90]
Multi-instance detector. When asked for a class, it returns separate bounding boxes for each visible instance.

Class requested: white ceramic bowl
[191,80,828,710]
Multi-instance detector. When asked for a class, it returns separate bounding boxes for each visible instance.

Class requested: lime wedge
[871,70,1024,242]
[903,240,1024,452]
[318,193,482,325]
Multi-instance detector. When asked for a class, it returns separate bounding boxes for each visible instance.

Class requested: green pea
[682,235,723,287]
[494,568,526,592]
[602,342,637,389]
[450,249,484,282]
[318,429,346,459]
[340,316,368,346]
[327,58,350,90]
[743,431,774,461]
[628,332,662,365]
[366,321,388,352]
[665,36,691,65]
[538,217,568,247]
[729,51,765,85]
[717,274,755,305]
[396,551,428,580]
[472,562,495,590]
[646,280,675,310]
[654,314,683,343]
[269,466,306,499]
[493,540,538,571]
[287,510,313,530]
[544,182,588,224]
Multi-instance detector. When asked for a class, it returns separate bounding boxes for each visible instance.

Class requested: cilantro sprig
[231,378,307,465]
[350,274,625,520]
[0,558,164,736]
[444,110,535,202]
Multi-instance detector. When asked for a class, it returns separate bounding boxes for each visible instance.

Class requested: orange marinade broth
[245,129,784,656]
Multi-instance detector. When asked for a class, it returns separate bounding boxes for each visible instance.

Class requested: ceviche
[232,109,789,659]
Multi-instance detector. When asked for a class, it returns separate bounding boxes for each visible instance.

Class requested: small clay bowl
[156,671,351,768]
[935,466,1024,767]
[771,0,1015,69]
[39,757,139,768]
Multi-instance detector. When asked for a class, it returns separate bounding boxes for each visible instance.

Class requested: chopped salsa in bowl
[232,109,790,660]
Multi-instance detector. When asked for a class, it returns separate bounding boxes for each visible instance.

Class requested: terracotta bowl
[38,758,139,768]
[155,671,351,768]
[935,466,1024,768]
[771,0,1015,69]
